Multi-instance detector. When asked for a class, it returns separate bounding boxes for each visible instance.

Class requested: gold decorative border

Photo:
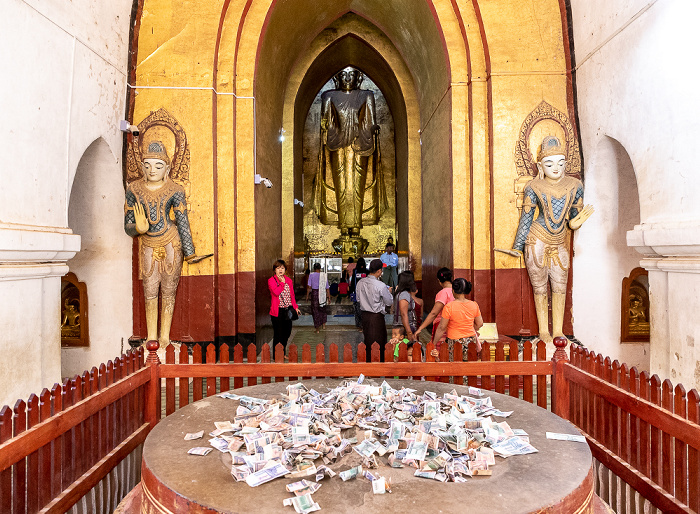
[514,100,581,179]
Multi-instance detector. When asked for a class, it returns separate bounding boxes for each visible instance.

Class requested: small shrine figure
[124,141,198,348]
[61,300,81,337]
[504,136,594,344]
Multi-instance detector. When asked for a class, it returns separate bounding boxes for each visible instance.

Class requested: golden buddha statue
[502,136,594,345]
[313,66,387,256]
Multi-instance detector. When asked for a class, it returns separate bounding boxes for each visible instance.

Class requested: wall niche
[61,272,89,347]
[621,267,650,343]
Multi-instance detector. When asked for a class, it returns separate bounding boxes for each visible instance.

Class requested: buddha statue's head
[142,141,171,184]
[333,67,363,92]
[536,136,566,181]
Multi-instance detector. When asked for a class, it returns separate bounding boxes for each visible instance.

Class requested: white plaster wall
[62,139,133,379]
[0,0,133,407]
[571,0,700,389]
[572,0,700,225]
[572,136,649,370]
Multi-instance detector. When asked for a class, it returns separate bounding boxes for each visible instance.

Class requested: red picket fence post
[144,340,161,427]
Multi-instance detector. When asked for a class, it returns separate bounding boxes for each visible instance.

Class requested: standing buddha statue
[313,66,387,256]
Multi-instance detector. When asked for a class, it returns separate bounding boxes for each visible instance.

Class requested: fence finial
[145,340,160,365]
[552,336,568,362]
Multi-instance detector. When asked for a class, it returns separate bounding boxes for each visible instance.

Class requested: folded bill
[187,447,213,456]
[184,430,204,440]
[546,432,586,443]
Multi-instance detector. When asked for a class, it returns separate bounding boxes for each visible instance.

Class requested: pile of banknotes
[184,376,539,513]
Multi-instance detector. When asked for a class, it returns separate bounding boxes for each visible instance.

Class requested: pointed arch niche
[281,17,420,277]
[572,135,648,370]
[64,138,133,378]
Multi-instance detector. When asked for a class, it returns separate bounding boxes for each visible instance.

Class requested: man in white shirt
[356,258,393,361]
[380,243,399,290]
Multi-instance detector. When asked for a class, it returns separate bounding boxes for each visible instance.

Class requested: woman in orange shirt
[430,278,483,363]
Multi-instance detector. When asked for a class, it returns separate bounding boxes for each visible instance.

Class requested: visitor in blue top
[380,242,399,290]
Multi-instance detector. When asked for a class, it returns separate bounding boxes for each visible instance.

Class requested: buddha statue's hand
[133,202,149,235]
[569,204,595,230]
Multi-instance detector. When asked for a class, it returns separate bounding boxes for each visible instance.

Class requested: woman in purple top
[306,262,329,332]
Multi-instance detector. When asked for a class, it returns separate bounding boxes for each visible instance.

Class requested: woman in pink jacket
[268,259,301,359]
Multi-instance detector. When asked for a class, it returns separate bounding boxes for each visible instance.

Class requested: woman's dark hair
[356,257,367,272]
[437,267,453,284]
[348,257,354,263]
[313,262,322,271]
[395,270,417,296]
[452,278,472,295]
[273,259,286,272]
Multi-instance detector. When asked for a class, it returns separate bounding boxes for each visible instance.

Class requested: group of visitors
[267,245,484,364]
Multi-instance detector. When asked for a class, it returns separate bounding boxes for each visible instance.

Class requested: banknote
[289,461,317,478]
[546,432,586,443]
[492,437,539,457]
[282,493,321,514]
[372,476,386,494]
[245,462,290,487]
[286,479,315,492]
[208,438,230,453]
[405,440,428,462]
[339,465,362,481]
[353,439,378,459]
[215,421,235,431]
[187,447,213,456]
[388,453,404,468]
[184,430,204,440]
[231,465,250,482]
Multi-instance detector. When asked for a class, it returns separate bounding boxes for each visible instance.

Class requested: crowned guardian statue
[503,136,594,345]
[124,141,201,348]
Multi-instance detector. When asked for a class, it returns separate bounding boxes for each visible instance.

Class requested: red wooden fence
[2,339,699,513]
[154,339,551,419]
[0,348,147,514]
[562,345,700,513]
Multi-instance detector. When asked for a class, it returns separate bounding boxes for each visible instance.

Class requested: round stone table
[140,379,594,513]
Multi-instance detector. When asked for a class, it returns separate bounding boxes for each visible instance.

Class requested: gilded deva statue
[124,141,202,348]
[313,66,387,255]
[500,136,594,344]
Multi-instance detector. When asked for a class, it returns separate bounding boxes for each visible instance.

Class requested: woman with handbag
[268,259,301,358]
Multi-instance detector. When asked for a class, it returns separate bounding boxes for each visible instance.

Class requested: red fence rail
[153,339,551,420]
[563,346,700,513]
[2,339,699,513]
[0,348,147,514]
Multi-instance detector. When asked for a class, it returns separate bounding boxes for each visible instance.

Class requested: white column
[0,224,80,408]
[629,222,700,391]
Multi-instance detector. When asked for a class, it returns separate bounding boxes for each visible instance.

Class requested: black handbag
[286,307,299,321]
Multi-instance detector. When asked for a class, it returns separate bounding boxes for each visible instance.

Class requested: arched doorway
[572,135,647,368]
[64,138,133,378]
